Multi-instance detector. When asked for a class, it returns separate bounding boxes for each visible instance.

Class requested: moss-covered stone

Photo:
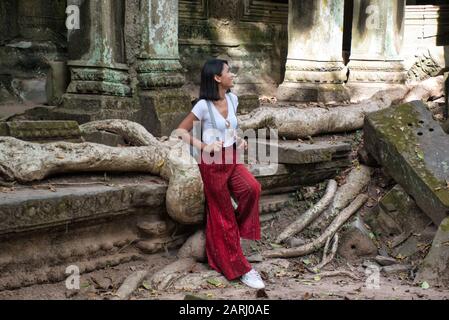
[364,101,449,225]
[416,217,449,287]
[0,120,81,142]
[138,88,192,137]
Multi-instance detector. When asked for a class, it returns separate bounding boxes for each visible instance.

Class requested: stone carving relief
[241,0,288,24]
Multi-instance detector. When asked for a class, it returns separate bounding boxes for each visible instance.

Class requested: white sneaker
[240,269,265,289]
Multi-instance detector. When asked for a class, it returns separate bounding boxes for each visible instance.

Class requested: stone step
[0,120,82,142]
[247,138,351,165]
[0,173,168,236]
[259,193,294,215]
[249,157,351,195]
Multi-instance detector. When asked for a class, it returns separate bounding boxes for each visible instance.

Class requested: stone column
[59,0,133,124]
[0,1,19,44]
[347,0,407,101]
[136,0,191,137]
[277,0,349,103]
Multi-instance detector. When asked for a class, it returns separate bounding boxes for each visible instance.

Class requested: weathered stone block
[57,94,137,125]
[138,88,192,137]
[237,95,260,114]
[249,139,351,165]
[0,174,167,236]
[416,217,449,287]
[277,83,350,103]
[250,157,351,195]
[338,215,378,261]
[364,101,449,225]
[0,120,81,142]
[45,61,69,106]
[378,185,432,236]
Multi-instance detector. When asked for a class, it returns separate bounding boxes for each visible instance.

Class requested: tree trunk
[0,120,205,225]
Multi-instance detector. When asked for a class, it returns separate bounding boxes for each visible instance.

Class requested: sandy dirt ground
[0,131,447,301]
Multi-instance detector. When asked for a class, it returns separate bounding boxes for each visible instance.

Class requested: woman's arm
[176,112,207,151]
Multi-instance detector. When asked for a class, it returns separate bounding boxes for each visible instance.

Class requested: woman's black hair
[199,59,230,101]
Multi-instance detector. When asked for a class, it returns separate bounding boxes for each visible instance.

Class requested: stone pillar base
[137,59,185,89]
[277,83,350,104]
[55,94,137,125]
[348,60,406,83]
[347,83,408,103]
[66,61,131,97]
[347,60,407,102]
[138,88,192,137]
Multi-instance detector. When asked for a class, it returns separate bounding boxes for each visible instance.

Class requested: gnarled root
[308,233,339,273]
[310,165,372,231]
[262,194,368,259]
[239,88,408,139]
[0,120,205,225]
[276,180,337,244]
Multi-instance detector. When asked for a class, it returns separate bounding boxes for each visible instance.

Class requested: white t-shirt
[191,93,239,148]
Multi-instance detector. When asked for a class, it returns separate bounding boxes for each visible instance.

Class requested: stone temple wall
[0,0,448,126]
[178,0,288,98]
[0,0,67,108]
[123,0,288,98]
[403,3,449,80]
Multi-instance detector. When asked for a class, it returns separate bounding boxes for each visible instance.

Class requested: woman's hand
[204,141,224,153]
[237,137,248,150]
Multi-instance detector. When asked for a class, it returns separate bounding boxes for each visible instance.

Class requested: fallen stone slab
[365,184,433,239]
[0,174,167,235]
[392,225,437,259]
[0,120,82,142]
[381,264,413,275]
[250,158,351,195]
[378,185,432,236]
[416,217,449,287]
[374,256,398,267]
[173,270,230,291]
[0,173,173,291]
[248,139,351,165]
[364,101,449,225]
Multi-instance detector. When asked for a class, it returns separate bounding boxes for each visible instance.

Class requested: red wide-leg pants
[198,144,262,280]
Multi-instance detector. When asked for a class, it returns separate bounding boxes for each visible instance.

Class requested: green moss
[369,103,449,206]
[441,218,449,232]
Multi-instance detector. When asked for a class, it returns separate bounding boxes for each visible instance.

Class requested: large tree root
[239,88,408,138]
[305,270,360,281]
[149,258,198,290]
[239,79,444,139]
[178,229,207,262]
[403,75,445,103]
[0,120,205,225]
[310,165,372,231]
[262,194,368,259]
[113,270,148,300]
[309,233,339,273]
[80,119,162,146]
[275,180,337,244]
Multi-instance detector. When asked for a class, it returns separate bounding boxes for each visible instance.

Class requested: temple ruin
[0,0,448,299]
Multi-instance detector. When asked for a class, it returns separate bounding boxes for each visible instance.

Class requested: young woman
[177,59,265,289]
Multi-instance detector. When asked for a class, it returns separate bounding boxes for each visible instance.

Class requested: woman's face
[216,64,235,90]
